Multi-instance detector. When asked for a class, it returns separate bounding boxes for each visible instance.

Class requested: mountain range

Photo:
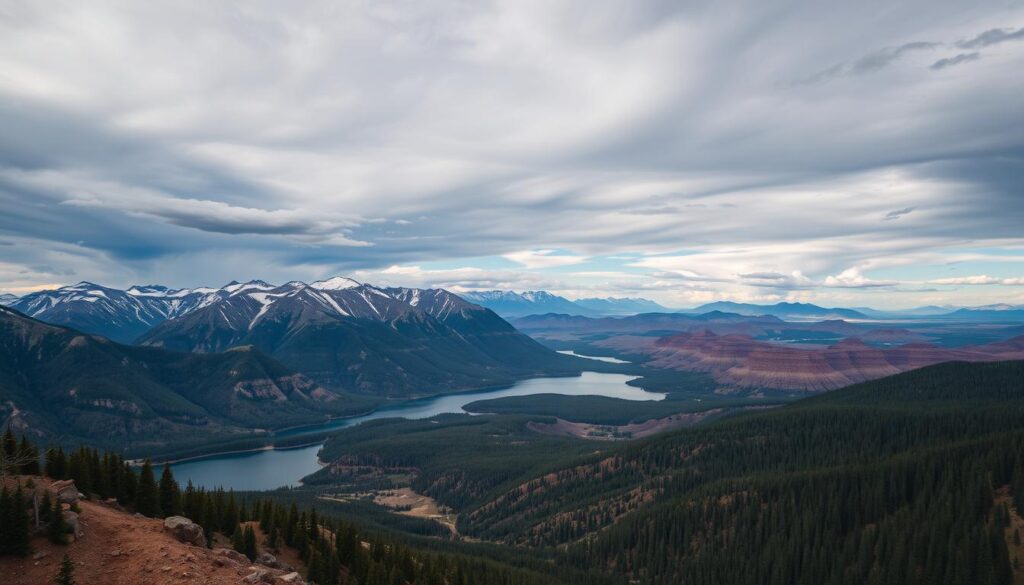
[0,305,367,454]
[8,278,579,399]
[459,290,669,318]
[685,301,871,321]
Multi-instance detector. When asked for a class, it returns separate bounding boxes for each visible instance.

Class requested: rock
[50,479,80,504]
[162,515,206,547]
[62,510,79,539]
[256,552,280,568]
[213,557,241,569]
[243,567,274,583]
[276,573,305,584]
[215,547,249,564]
[32,550,50,560]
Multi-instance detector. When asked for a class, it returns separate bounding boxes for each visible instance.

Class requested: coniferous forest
[2,360,1024,585]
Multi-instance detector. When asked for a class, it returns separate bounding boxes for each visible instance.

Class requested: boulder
[50,479,80,505]
[242,567,277,584]
[276,573,305,584]
[61,510,79,539]
[163,515,206,547]
[215,547,249,564]
[257,552,280,568]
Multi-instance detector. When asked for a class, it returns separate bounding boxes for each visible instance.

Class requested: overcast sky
[1,0,1022,308]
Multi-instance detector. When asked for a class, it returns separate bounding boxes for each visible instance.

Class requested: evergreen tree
[8,486,31,555]
[243,523,258,561]
[18,436,40,475]
[158,464,180,517]
[231,524,246,556]
[54,553,75,585]
[48,497,68,544]
[0,485,11,555]
[134,459,161,517]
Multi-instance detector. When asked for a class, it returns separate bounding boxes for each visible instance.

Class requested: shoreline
[133,371,588,466]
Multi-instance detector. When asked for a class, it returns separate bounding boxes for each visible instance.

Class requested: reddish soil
[0,478,302,585]
[623,331,1024,392]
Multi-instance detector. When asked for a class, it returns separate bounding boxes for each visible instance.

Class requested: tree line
[0,426,562,585]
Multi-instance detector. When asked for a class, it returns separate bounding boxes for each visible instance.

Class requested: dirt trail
[1,497,261,584]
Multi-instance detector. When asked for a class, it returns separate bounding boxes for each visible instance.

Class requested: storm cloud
[0,0,1022,308]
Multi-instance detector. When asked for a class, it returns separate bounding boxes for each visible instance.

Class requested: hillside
[632,331,1024,391]
[0,306,371,454]
[450,361,1024,584]
[0,488,281,585]
[139,281,579,398]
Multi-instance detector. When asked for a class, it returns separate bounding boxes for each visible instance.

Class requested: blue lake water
[169,372,661,491]
[556,350,632,364]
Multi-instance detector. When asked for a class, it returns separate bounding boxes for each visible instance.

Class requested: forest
[3,360,1024,585]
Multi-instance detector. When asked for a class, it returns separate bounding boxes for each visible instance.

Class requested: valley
[4,279,1024,585]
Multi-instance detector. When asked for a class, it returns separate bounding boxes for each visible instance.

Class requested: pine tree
[158,464,180,517]
[134,459,161,517]
[232,524,246,556]
[18,436,40,475]
[243,523,258,561]
[48,498,67,544]
[0,485,11,555]
[9,486,31,555]
[54,553,75,585]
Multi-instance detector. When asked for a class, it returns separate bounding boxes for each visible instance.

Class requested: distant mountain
[460,290,592,317]
[459,290,667,317]
[573,296,670,315]
[688,301,869,321]
[138,280,578,397]
[0,293,17,306]
[943,304,1024,321]
[10,281,226,342]
[0,306,365,454]
[852,305,958,318]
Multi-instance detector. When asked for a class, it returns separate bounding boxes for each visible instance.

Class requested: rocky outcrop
[61,510,79,540]
[643,332,1024,392]
[50,479,81,504]
[163,515,206,547]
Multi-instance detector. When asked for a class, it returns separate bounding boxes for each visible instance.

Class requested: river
[170,369,657,491]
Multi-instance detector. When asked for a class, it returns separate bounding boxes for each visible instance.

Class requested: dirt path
[1,497,261,585]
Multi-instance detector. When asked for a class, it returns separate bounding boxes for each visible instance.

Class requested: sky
[0,0,1023,309]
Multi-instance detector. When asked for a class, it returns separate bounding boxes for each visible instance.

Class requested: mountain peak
[311,276,362,290]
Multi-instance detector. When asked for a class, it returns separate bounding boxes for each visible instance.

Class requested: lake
[170,371,661,491]
[556,350,632,364]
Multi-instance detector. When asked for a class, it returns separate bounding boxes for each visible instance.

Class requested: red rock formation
[644,332,1024,392]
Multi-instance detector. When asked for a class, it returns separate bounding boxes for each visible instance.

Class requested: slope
[139,282,579,398]
[0,306,369,455]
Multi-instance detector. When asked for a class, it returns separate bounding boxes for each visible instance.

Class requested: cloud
[930,275,1024,285]
[739,271,815,289]
[930,52,981,70]
[0,2,1021,309]
[65,195,368,244]
[801,41,940,83]
[502,250,588,269]
[823,267,896,288]
[883,206,916,220]
[956,27,1024,49]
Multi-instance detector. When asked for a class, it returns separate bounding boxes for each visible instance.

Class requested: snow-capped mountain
[11,282,226,342]
[137,279,576,397]
[460,290,599,317]
[0,293,18,306]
